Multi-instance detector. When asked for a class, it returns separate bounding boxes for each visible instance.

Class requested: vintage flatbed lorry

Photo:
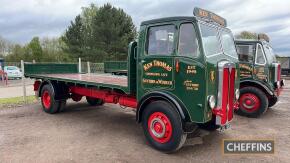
[235,38,284,118]
[25,8,240,152]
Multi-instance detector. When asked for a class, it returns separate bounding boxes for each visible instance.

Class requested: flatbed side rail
[24,63,79,76]
[104,61,127,73]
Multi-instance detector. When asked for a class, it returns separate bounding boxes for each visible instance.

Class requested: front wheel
[235,87,268,118]
[142,101,186,153]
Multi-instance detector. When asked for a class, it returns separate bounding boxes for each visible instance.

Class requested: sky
[0,0,289,56]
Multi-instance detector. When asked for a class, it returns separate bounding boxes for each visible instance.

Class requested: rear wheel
[235,87,268,118]
[58,100,67,112]
[86,97,104,106]
[41,84,60,114]
[142,101,186,153]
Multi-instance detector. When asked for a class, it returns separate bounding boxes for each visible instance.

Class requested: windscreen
[200,24,222,56]
[220,30,238,58]
[200,23,237,58]
[236,44,255,62]
[263,44,277,63]
[7,66,19,71]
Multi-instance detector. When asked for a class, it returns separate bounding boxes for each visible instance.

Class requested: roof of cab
[141,16,197,26]
[235,39,270,45]
[235,39,264,44]
[140,16,229,30]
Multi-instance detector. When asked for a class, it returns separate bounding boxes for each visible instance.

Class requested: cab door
[254,43,269,82]
[174,22,205,121]
[137,24,176,96]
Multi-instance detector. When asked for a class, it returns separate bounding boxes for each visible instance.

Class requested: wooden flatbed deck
[28,73,128,92]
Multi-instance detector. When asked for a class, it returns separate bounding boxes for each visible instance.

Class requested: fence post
[21,60,27,103]
[87,62,91,74]
[78,58,81,73]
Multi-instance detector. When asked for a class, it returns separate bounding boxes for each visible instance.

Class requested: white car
[4,66,22,79]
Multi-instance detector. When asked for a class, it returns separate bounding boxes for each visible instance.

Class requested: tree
[62,15,84,60]
[41,37,71,62]
[0,36,13,56]
[27,37,43,61]
[81,3,98,47]
[257,33,270,42]
[92,3,137,61]
[236,31,258,39]
[236,31,270,42]
[62,3,137,62]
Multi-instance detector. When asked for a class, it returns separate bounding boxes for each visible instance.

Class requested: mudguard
[240,80,274,96]
[136,91,191,123]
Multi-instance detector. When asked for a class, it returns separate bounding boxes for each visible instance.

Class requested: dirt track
[0,81,290,163]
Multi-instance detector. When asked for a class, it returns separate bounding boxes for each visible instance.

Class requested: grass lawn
[0,96,37,106]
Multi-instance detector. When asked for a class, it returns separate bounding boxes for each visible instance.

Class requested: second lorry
[235,38,284,118]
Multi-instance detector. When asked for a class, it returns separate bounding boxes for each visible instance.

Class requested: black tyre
[86,97,104,106]
[142,101,186,153]
[268,96,278,108]
[40,84,60,114]
[235,87,268,118]
[198,116,219,131]
[58,100,67,112]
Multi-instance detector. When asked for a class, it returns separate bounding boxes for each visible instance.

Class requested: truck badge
[210,71,215,82]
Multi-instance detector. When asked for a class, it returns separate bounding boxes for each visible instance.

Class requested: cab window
[146,25,175,55]
[255,44,266,65]
[200,24,222,56]
[236,45,254,62]
[178,23,200,57]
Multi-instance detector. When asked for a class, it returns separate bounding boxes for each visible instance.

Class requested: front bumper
[274,79,285,96]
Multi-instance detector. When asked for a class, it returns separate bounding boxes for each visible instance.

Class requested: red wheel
[40,84,63,114]
[148,112,172,144]
[239,93,260,113]
[42,90,51,109]
[235,87,268,118]
[142,101,187,152]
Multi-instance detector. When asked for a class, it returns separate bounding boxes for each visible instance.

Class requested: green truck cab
[25,8,240,152]
[235,39,284,118]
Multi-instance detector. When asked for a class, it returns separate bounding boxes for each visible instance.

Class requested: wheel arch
[240,80,274,97]
[38,80,69,100]
[136,91,191,123]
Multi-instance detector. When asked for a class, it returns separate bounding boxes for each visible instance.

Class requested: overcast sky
[0,0,289,56]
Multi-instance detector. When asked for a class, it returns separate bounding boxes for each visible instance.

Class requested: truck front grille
[214,62,236,126]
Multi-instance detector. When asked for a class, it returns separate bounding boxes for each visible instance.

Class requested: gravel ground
[0,81,289,163]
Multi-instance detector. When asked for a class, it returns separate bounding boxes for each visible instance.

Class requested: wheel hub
[239,93,261,112]
[148,112,172,144]
[42,91,51,109]
[150,118,166,138]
